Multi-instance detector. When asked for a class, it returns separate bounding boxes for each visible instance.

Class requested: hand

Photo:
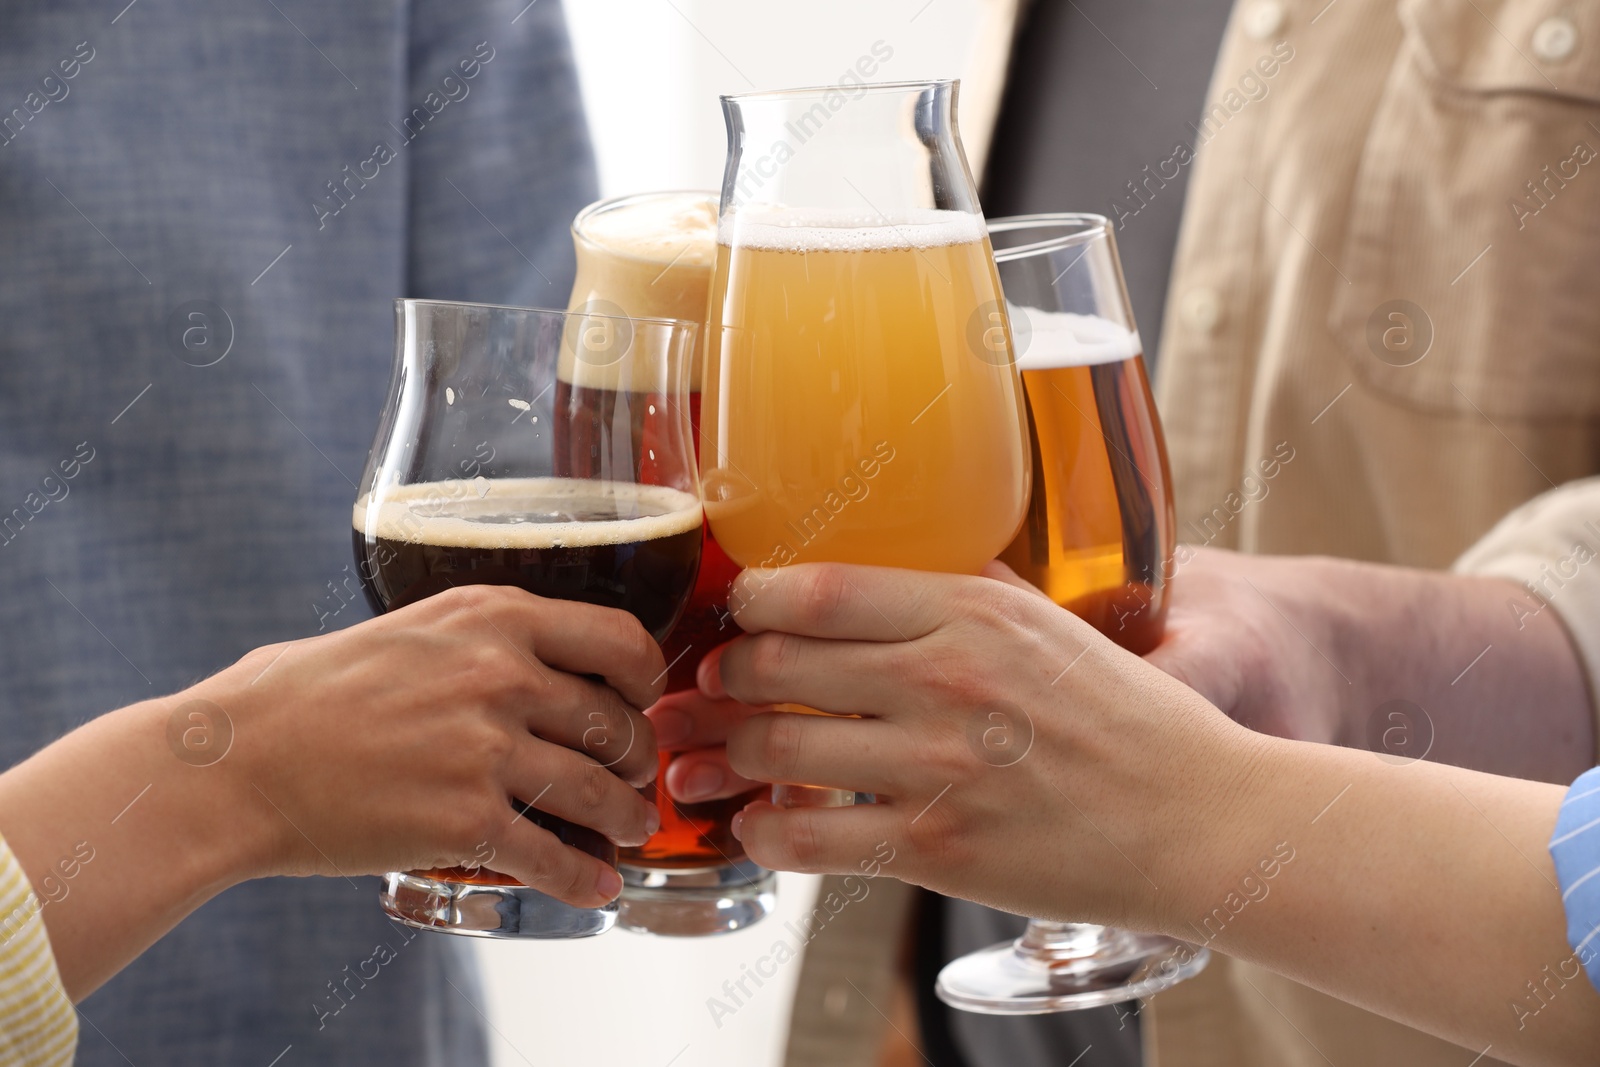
[705,561,1264,928]
[0,583,665,999]
[197,584,663,905]
[1144,547,1354,745]
[646,686,769,804]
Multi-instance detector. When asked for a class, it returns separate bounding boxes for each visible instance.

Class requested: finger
[715,631,915,714]
[663,747,768,803]
[732,800,906,879]
[489,819,624,908]
[1142,630,1241,712]
[726,711,904,795]
[524,673,658,788]
[727,562,971,642]
[445,585,667,710]
[510,744,659,848]
[646,687,768,750]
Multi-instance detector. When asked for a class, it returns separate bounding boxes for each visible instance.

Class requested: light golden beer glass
[566,191,776,936]
[703,80,1030,807]
[936,214,1206,1013]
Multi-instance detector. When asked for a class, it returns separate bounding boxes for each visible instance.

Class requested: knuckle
[609,611,655,667]
[468,720,518,771]
[571,758,613,817]
[904,801,968,868]
[794,564,851,630]
[757,711,805,781]
[746,632,800,690]
[777,811,824,872]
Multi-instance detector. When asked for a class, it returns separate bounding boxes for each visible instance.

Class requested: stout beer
[1000,309,1175,654]
[353,476,703,885]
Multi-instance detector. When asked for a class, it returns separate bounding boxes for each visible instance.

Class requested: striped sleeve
[0,835,76,1067]
[1551,766,1600,991]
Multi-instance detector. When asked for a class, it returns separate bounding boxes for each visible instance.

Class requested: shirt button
[1533,17,1578,63]
[1182,288,1223,335]
[1242,0,1287,41]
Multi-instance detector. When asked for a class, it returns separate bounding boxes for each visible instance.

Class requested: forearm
[1318,558,1594,782]
[0,693,260,1000]
[1157,731,1600,1065]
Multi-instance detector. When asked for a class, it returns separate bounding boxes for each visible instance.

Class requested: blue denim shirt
[0,2,596,1063]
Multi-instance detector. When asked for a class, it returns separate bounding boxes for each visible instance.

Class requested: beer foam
[719,206,987,252]
[1013,307,1142,370]
[354,477,702,550]
[576,193,719,267]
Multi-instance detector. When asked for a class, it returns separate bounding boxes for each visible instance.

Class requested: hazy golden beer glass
[565,192,776,936]
[705,218,1027,572]
[937,215,1201,1015]
[704,80,1029,806]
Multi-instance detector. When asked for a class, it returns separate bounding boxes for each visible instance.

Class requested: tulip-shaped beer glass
[936,215,1207,1013]
[353,299,702,939]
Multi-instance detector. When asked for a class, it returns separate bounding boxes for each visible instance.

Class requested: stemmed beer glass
[936,215,1208,1012]
[702,80,1031,805]
[353,299,701,938]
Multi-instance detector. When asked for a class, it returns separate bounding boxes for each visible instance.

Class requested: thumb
[979,559,1053,602]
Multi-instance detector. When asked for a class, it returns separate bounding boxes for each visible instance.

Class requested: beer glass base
[380,871,616,940]
[935,924,1208,1014]
[617,861,777,937]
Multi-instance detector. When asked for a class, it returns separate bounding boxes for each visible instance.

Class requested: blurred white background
[471,3,995,1065]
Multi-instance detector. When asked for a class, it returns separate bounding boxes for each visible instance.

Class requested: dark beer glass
[354,299,701,939]
[567,192,775,936]
[936,215,1206,1012]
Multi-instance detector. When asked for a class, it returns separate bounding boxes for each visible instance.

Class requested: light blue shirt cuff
[1550,766,1600,992]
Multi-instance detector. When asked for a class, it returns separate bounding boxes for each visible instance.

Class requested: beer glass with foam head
[936,215,1207,1013]
[567,192,776,936]
[704,79,1030,807]
[353,299,701,939]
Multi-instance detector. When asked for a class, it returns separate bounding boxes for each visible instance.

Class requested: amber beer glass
[353,299,701,939]
[936,214,1206,1013]
[704,80,1030,807]
[566,192,776,936]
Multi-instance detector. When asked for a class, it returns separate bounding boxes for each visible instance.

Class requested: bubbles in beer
[719,206,988,253]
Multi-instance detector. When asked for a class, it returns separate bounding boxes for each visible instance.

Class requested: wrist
[139,671,287,887]
[1141,717,1282,941]
[1306,555,1395,748]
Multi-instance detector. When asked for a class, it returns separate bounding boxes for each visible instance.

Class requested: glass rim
[571,189,718,238]
[987,213,1112,263]
[721,78,956,104]
[394,298,698,334]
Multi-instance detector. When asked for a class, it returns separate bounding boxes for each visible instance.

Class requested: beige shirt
[789,1,1600,1064]
[1149,0,1600,1064]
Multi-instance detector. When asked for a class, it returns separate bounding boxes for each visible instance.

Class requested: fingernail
[730,811,745,841]
[644,803,661,837]
[596,866,623,901]
[698,647,728,700]
[651,706,692,747]
[681,762,725,801]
